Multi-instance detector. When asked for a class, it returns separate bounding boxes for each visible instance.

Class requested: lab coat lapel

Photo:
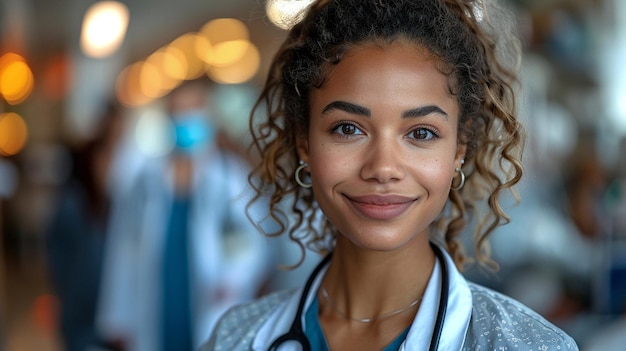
[402,246,472,351]
[436,249,472,350]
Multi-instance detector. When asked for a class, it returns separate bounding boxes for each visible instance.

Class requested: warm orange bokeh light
[0,52,34,105]
[0,52,23,71]
[206,42,260,84]
[196,18,250,67]
[0,112,29,156]
[207,39,250,67]
[116,62,152,107]
[161,46,188,81]
[199,18,249,45]
[170,33,206,80]
[146,50,183,91]
[139,61,169,99]
[116,18,259,99]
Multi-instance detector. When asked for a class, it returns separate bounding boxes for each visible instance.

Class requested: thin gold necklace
[320,286,422,323]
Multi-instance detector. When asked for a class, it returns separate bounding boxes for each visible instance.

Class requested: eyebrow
[321,100,448,120]
[322,101,370,117]
[402,105,448,120]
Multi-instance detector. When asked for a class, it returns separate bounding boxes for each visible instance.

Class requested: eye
[408,127,439,141]
[331,122,364,136]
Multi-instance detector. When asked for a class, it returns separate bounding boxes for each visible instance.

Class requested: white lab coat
[203,245,579,351]
[97,147,272,351]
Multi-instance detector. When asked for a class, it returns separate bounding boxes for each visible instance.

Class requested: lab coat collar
[252,245,472,351]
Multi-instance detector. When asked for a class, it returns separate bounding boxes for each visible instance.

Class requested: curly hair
[248,0,524,270]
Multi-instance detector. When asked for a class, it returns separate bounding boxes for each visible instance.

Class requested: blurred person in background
[45,100,126,351]
[96,80,272,351]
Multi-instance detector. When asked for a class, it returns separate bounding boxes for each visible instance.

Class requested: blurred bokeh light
[80,1,130,58]
[170,33,206,81]
[266,0,315,30]
[197,18,250,67]
[0,112,28,156]
[0,52,34,105]
[206,42,260,84]
[114,17,262,107]
[115,61,151,107]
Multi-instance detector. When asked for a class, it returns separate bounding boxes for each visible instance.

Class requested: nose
[359,137,405,183]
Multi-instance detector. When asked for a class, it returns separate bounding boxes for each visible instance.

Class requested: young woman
[203,0,579,349]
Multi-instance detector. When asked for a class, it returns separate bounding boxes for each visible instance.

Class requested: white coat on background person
[96,81,272,351]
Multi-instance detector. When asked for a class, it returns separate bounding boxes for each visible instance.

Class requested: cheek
[417,160,455,192]
[308,136,353,172]
[309,149,353,185]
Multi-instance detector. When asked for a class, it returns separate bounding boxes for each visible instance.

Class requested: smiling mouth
[344,194,417,220]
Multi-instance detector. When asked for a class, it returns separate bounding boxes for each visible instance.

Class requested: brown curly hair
[248,0,524,270]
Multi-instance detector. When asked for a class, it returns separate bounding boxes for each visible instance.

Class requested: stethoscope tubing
[428,244,449,351]
[267,252,333,351]
[268,243,448,351]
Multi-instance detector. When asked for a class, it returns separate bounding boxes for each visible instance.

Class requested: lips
[344,194,417,220]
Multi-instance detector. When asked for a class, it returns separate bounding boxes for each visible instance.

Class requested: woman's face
[297,42,465,251]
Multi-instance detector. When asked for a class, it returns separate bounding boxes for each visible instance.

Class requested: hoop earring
[295,162,312,188]
[451,167,465,191]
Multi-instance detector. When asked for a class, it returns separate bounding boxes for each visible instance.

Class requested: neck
[320,236,436,324]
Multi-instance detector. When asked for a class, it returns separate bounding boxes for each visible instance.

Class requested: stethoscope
[268,243,449,351]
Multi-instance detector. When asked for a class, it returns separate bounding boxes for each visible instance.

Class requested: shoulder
[201,290,295,351]
[464,282,579,350]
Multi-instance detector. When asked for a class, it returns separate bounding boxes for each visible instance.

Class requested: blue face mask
[172,110,214,154]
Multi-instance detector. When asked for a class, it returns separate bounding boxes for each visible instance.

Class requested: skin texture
[296,42,466,350]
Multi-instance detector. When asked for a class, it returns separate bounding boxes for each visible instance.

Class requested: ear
[296,134,310,165]
[455,142,467,167]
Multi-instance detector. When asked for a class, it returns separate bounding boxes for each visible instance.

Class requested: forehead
[313,42,456,110]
